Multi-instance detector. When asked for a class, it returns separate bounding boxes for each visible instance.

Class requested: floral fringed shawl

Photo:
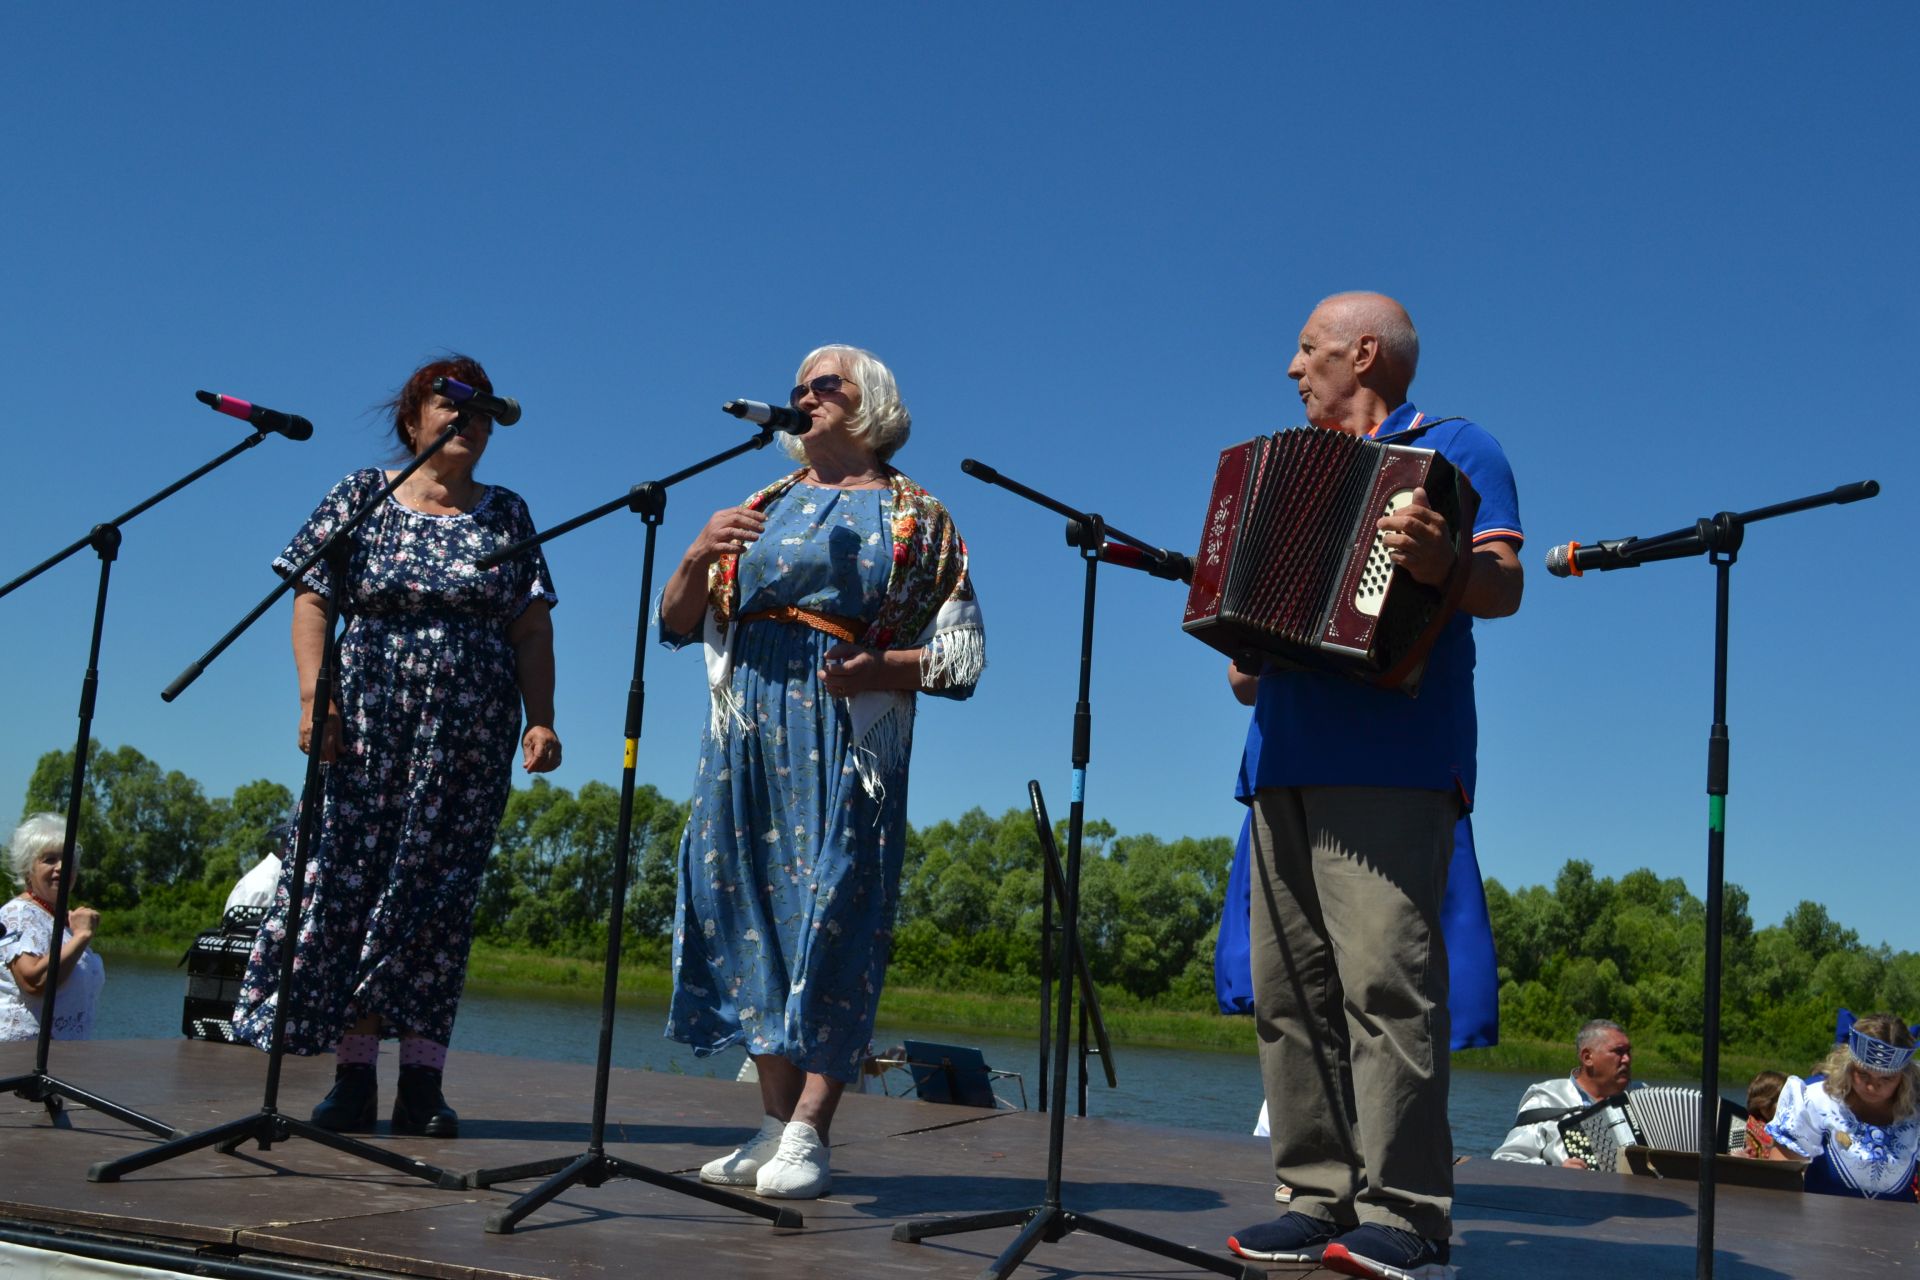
[699,467,985,799]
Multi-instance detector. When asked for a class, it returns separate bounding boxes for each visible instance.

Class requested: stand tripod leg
[89,1115,268,1182]
[483,1153,604,1235]
[1069,1212,1262,1280]
[892,1207,1035,1244]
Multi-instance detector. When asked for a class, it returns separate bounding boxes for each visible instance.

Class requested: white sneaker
[754,1120,832,1199]
[699,1114,786,1186]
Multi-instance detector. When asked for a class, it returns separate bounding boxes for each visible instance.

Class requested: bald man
[1227,293,1524,1280]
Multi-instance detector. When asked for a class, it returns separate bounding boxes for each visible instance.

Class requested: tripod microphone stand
[1,412,297,1140]
[1029,780,1117,1116]
[895,459,1258,1280]
[1548,478,1878,1280]
[463,416,802,1233]
[88,422,502,1190]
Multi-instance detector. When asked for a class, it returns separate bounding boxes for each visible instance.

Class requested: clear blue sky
[3,5,1913,951]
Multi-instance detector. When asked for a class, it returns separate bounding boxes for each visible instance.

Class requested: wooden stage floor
[1,1039,1908,1278]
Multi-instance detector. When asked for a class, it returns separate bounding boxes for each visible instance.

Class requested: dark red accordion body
[1182,427,1479,694]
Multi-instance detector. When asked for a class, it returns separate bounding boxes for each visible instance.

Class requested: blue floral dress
[233,469,556,1054]
[662,485,912,1083]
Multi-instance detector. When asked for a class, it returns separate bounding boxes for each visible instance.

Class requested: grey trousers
[1248,785,1457,1239]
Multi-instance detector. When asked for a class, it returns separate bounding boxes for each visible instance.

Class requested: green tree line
[14,742,1916,1069]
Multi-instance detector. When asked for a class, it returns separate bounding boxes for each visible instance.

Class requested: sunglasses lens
[789,374,846,405]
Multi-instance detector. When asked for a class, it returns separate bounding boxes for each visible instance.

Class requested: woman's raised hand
[686,506,767,565]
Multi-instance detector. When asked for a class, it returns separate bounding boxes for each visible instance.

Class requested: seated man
[1492,1019,1632,1167]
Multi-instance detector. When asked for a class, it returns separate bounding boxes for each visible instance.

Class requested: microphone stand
[0,424,285,1140]
[463,420,801,1234]
[1552,479,1878,1280]
[895,459,1258,1280]
[87,424,495,1191]
[1029,779,1116,1118]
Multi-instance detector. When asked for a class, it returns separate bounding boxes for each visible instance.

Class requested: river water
[92,955,1601,1157]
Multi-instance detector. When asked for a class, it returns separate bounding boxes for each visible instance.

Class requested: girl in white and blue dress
[1766,1013,1920,1202]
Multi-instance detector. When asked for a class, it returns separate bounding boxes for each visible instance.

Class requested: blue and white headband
[1849,1027,1916,1074]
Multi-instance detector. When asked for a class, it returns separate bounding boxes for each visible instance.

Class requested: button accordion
[1559,1086,1746,1172]
[1181,427,1479,694]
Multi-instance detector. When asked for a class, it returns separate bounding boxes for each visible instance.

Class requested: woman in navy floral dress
[232,356,560,1138]
[659,345,984,1199]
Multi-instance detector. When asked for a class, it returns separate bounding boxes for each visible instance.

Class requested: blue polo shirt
[1236,403,1522,809]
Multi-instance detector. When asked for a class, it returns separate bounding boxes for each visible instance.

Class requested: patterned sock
[335,1034,380,1067]
[398,1037,447,1071]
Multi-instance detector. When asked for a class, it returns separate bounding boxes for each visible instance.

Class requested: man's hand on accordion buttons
[1378,486,1455,586]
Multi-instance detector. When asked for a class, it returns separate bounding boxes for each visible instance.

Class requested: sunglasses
[789,373,849,406]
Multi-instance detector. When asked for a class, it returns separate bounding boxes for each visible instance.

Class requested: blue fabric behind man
[1214,809,1500,1049]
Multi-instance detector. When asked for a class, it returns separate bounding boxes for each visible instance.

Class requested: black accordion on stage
[1182,427,1478,694]
[180,905,266,1044]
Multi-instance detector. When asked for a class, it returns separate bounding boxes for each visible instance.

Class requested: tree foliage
[15,743,1917,1064]
[1485,861,1914,1070]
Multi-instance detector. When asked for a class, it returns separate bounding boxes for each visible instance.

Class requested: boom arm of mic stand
[478,421,784,571]
[962,457,1187,576]
[1567,480,1881,579]
[161,423,467,702]
[2,430,270,602]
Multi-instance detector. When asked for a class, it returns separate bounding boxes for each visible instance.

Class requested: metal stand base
[87,1107,462,1188]
[2,1071,175,1138]
[471,1151,801,1235]
[895,1205,1260,1280]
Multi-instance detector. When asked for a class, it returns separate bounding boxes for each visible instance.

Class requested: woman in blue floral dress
[659,345,984,1199]
[233,355,560,1139]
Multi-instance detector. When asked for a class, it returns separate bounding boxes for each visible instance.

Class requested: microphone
[1543,540,1630,578]
[1095,539,1194,584]
[433,376,522,426]
[723,399,811,434]
[195,390,313,441]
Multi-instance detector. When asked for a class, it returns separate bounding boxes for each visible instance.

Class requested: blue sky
[2,5,1914,951]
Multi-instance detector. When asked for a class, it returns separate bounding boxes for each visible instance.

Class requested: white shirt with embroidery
[1767,1073,1920,1199]
[0,897,106,1041]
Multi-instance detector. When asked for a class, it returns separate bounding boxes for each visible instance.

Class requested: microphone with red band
[433,376,522,426]
[196,390,313,441]
[1095,539,1194,583]
[1543,540,1624,577]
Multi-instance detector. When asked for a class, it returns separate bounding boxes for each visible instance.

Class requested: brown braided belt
[739,605,865,644]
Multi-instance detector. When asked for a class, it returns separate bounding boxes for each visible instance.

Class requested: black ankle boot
[310,1063,378,1132]
[392,1065,458,1137]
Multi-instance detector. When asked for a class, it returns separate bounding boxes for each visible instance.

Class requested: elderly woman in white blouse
[0,813,105,1041]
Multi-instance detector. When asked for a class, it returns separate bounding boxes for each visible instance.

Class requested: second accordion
[1182,427,1480,694]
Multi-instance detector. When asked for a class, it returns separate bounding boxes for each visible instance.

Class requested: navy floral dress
[233,469,555,1054]
[662,485,918,1083]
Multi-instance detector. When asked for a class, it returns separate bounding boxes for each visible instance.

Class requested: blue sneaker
[1321,1223,1454,1279]
[1225,1211,1339,1262]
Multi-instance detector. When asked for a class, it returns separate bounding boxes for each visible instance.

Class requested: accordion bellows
[1182,428,1479,694]
[1561,1085,1745,1172]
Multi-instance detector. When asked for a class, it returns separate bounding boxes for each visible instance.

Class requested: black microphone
[433,376,522,426]
[1095,539,1194,584]
[723,399,811,434]
[195,390,313,441]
